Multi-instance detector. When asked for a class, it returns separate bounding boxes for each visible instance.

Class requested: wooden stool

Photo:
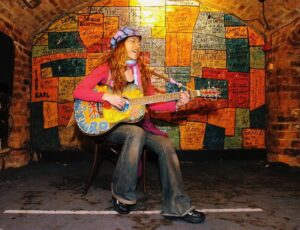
[83,141,147,195]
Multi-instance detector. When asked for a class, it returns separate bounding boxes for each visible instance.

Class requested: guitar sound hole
[121,99,130,112]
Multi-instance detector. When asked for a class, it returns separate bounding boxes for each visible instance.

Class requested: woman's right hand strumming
[103,93,126,110]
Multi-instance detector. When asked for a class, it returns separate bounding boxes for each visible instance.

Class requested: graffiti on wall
[31,0,266,151]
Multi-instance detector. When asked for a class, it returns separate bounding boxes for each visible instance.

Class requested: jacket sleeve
[146,81,177,112]
[73,64,109,102]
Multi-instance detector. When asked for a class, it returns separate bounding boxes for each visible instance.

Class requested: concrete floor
[0,152,299,230]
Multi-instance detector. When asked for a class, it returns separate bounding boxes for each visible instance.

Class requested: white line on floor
[3,208,263,215]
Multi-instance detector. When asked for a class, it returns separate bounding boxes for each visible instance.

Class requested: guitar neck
[130,90,200,106]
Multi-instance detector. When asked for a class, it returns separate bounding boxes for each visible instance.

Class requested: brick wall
[0,18,31,168]
[266,18,300,166]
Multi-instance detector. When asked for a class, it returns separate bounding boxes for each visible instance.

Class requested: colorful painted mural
[30,0,266,151]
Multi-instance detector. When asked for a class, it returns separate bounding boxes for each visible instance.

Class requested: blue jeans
[105,124,194,217]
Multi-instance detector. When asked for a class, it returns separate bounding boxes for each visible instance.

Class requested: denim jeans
[105,124,194,217]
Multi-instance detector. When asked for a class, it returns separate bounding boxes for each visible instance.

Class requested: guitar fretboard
[130,90,200,106]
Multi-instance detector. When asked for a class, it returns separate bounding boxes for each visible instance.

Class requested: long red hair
[102,39,151,94]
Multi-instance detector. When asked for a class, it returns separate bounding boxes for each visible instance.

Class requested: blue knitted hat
[110,27,142,49]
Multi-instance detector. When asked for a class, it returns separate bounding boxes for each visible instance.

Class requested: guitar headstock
[192,88,221,100]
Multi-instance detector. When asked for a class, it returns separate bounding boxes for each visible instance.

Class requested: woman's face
[124,36,141,60]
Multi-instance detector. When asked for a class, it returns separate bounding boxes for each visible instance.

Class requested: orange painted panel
[208,108,235,136]
[78,14,104,47]
[166,33,178,66]
[166,33,192,66]
[93,0,129,6]
[177,33,192,66]
[166,6,199,33]
[180,122,206,150]
[225,26,248,39]
[250,69,265,111]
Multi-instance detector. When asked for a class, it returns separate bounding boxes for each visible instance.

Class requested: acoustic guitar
[74,84,220,136]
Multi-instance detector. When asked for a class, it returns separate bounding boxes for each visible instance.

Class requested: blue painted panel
[226,38,250,72]
[204,124,225,149]
[41,58,86,77]
[30,102,60,151]
[224,14,246,26]
[48,32,84,49]
[250,105,266,128]
[194,78,228,99]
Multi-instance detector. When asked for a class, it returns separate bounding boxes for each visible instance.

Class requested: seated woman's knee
[126,125,145,138]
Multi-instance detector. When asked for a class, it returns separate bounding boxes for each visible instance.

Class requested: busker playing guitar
[73,27,205,224]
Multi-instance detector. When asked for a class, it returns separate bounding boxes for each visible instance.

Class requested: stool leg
[142,149,147,194]
[1,158,4,170]
[83,143,100,195]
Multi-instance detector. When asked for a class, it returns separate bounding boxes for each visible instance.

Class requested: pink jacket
[73,63,177,136]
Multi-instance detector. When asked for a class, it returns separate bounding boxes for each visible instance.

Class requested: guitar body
[74,84,146,136]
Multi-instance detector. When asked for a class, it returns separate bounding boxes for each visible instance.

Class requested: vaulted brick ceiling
[0,0,299,42]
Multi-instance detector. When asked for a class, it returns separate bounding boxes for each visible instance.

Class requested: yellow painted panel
[58,77,76,102]
[191,50,227,76]
[48,15,78,32]
[141,7,165,27]
[104,17,119,38]
[43,102,58,128]
[33,33,48,46]
[152,27,166,38]
[200,4,220,12]
[130,0,165,6]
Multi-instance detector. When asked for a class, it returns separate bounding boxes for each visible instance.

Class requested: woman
[73,27,205,224]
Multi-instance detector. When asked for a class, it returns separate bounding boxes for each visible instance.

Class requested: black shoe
[112,197,131,214]
[182,209,205,224]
